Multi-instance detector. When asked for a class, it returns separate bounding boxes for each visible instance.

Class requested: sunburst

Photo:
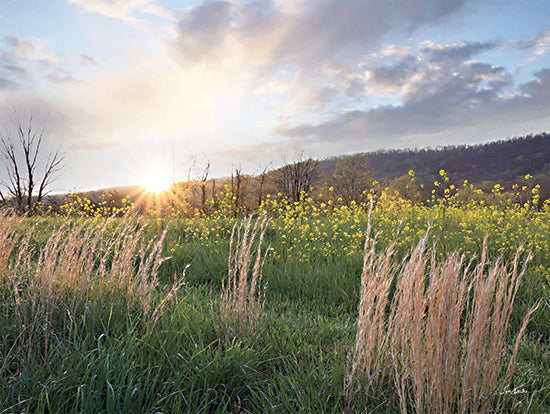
[141,170,172,194]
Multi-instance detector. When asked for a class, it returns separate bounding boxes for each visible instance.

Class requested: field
[1,190,549,413]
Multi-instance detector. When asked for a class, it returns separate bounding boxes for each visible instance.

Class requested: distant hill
[49,132,550,209]
[321,132,550,185]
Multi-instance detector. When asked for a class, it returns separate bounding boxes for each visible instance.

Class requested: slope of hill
[48,132,549,210]
[322,132,550,185]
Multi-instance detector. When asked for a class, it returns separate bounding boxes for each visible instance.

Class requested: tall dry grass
[348,223,538,413]
[221,214,270,338]
[0,213,183,375]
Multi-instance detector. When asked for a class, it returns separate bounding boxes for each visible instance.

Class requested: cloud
[279,37,550,149]
[2,64,27,78]
[282,70,549,148]
[421,40,497,62]
[45,73,79,84]
[370,55,421,87]
[175,0,550,158]
[6,0,548,189]
[50,53,228,152]
[175,1,236,61]
[0,36,64,89]
[68,0,164,23]
[361,41,498,94]
[0,78,19,90]
[79,54,98,66]
[174,0,469,71]
[170,0,475,129]
[521,68,550,103]
[270,39,503,119]
[1,35,59,67]
[504,29,550,59]
[0,63,26,90]
[0,36,94,89]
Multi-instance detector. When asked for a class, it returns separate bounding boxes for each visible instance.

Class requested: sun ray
[141,170,172,194]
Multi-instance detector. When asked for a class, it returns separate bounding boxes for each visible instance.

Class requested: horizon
[1,0,549,192]
[43,131,549,195]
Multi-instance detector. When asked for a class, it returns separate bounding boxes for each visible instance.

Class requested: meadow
[0,180,549,413]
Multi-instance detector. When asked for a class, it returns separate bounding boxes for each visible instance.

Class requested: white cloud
[4,0,549,188]
[68,0,166,23]
[375,44,413,59]
[504,29,550,60]
[0,36,70,90]
[173,0,469,70]
[170,0,474,129]
[2,36,60,66]
[281,66,550,148]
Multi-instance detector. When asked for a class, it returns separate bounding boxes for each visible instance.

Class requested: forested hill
[322,132,550,185]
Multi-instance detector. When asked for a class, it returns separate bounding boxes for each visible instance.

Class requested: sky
[0,0,549,191]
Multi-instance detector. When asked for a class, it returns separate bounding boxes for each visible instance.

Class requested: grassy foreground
[0,200,549,413]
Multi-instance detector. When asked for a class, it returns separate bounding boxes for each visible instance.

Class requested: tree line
[321,133,550,185]
[0,110,548,216]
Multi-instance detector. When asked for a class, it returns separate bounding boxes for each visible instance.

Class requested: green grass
[0,204,549,413]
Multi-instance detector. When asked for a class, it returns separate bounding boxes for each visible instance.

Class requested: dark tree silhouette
[231,166,247,212]
[0,112,64,213]
[255,163,271,208]
[275,155,320,202]
[332,154,371,205]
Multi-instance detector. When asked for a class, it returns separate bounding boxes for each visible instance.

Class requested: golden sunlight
[141,170,172,194]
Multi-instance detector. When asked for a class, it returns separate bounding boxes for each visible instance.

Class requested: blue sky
[0,0,549,191]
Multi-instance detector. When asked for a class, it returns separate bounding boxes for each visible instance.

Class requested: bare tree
[332,154,371,205]
[183,153,210,211]
[0,112,64,213]
[231,165,248,213]
[275,155,319,202]
[199,157,210,210]
[254,162,271,208]
[211,178,217,210]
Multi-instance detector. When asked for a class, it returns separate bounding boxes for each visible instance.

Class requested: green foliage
[0,186,549,413]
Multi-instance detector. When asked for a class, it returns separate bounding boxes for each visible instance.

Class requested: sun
[141,170,172,194]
